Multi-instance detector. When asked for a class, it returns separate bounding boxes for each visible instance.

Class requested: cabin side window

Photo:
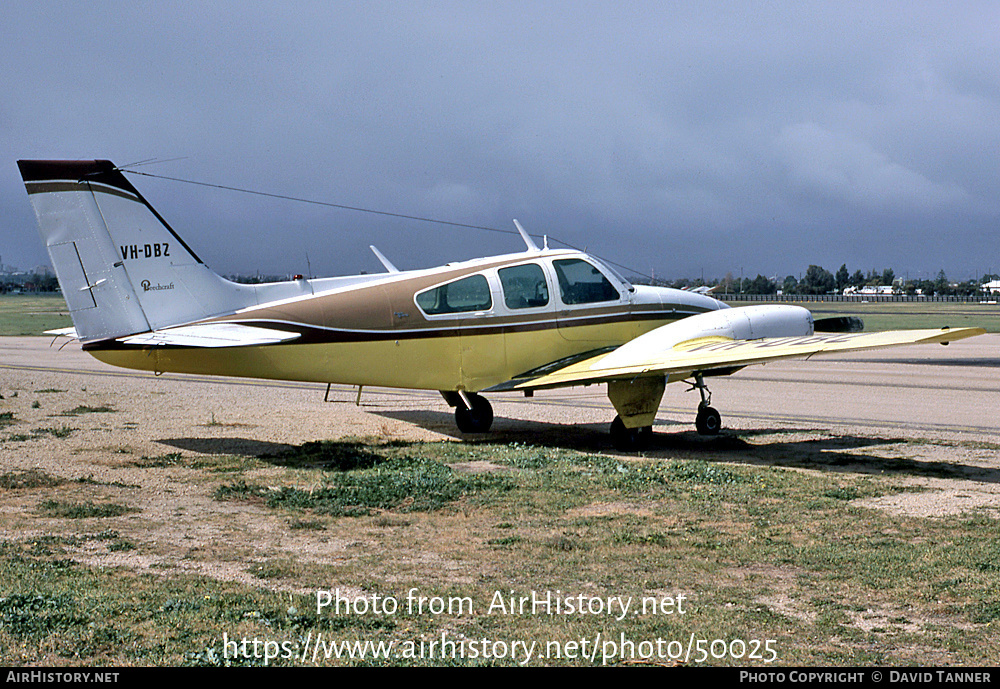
[552,258,620,305]
[415,274,492,315]
[498,263,549,309]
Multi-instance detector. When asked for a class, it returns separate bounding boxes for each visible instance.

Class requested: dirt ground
[1,334,999,588]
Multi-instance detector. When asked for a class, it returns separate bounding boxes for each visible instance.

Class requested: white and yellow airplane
[17,160,984,448]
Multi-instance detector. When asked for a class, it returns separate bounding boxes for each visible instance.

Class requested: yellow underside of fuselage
[89,318,679,392]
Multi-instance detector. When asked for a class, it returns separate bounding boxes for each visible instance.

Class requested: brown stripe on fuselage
[83,308,701,351]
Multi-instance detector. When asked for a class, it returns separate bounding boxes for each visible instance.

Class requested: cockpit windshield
[552,258,622,305]
[589,257,633,292]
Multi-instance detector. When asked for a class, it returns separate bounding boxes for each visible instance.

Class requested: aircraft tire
[610,415,650,451]
[695,406,722,436]
[455,393,493,433]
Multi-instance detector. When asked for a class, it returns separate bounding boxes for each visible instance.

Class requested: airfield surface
[2,334,996,436]
[1,334,998,531]
[2,334,1000,665]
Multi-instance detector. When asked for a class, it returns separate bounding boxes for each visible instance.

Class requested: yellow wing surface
[505,327,986,391]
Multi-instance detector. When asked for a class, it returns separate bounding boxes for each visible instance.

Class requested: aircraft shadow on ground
[155,413,1000,484]
[375,410,1000,484]
[159,436,297,457]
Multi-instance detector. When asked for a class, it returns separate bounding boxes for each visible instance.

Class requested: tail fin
[18,160,254,342]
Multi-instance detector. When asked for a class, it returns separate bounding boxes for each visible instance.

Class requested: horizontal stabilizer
[44,327,79,338]
[119,323,301,348]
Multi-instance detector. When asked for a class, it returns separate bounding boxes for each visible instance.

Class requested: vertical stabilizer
[18,160,255,342]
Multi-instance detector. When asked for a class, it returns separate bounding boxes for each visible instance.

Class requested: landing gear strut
[689,373,722,436]
[454,391,494,433]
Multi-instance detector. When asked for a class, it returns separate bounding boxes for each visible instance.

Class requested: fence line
[720,293,996,303]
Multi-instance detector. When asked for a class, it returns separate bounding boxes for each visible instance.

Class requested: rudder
[18,160,253,342]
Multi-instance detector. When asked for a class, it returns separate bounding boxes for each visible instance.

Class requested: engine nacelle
[596,305,814,370]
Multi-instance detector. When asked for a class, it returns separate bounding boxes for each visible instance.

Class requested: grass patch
[613,531,671,547]
[201,412,250,428]
[263,439,389,470]
[232,440,757,520]
[107,540,137,552]
[188,454,264,474]
[38,500,138,519]
[73,475,138,489]
[0,294,72,335]
[0,594,90,639]
[0,469,65,490]
[823,487,864,501]
[5,426,76,442]
[247,560,300,580]
[60,405,116,416]
[5,435,1000,665]
[127,452,186,468]
[219,452,514,517]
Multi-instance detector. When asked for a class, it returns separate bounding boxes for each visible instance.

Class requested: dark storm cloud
[3,2,999,281]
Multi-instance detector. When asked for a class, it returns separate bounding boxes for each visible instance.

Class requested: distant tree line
[641,265,1000,297]
[0,271,59,293]
[5,265,996,299]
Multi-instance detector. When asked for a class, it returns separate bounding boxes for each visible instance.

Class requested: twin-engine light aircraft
[18,160,984,448]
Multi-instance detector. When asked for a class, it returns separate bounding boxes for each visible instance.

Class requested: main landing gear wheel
[610,415,652,451]
[695,405,722,436]
[455,392,493,433]
[689,372,722,436]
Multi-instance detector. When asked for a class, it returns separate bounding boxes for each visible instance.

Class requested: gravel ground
[1,334,998,585]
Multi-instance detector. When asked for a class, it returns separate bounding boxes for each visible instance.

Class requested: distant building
[843,285,896,296]
[984,280,1000,294]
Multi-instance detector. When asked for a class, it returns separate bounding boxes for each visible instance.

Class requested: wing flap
[508,327,986,390]
[119,323,301,348]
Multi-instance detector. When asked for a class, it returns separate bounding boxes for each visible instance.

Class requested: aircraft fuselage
[86,250,725,392]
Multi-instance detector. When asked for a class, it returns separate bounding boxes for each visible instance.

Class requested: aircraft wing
[488,327,985,391]
[118,323,301,348]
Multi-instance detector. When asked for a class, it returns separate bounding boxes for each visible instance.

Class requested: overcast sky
[3,2,999,282]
